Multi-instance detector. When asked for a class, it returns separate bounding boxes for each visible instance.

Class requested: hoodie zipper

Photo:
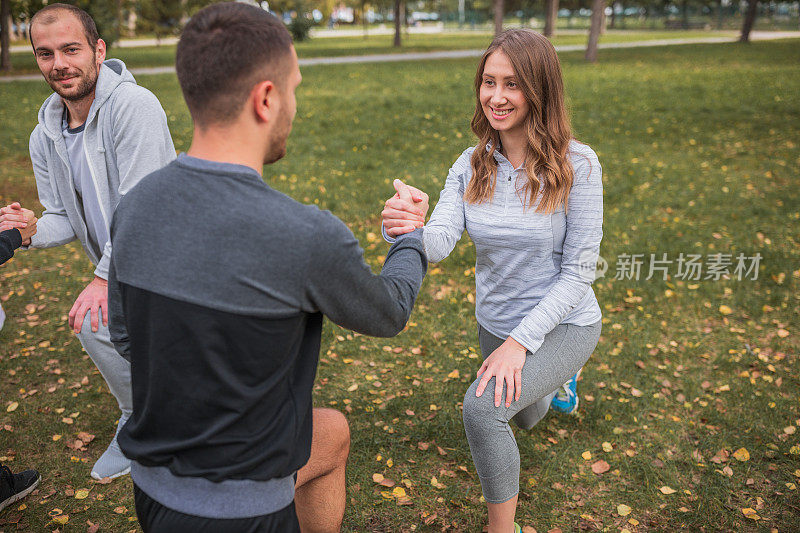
[82,127,111,236]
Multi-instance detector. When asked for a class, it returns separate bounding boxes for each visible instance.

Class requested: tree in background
[585,0,605,62]
[493,0,503,34]
[1,0,9,71]
[739,0,758,41]
[544,0,558,37]
[393,0,402,46]
[137,0,183,42]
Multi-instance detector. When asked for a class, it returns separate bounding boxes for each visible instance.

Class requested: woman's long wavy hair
[466,29,574,213]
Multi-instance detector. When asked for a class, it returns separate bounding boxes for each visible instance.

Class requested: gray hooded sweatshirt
[27,59,176,279]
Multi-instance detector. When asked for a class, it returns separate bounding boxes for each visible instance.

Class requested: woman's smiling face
[479,50,530,139]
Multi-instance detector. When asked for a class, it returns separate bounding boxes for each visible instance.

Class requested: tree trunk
[1,0,10,72]
[739,0,758,41]
[393,0,401,47]
[362,0,368,38]
[544,0,558,37]
[127,10,137,37]
[600,4,607,33]
[585,0,605,63]
[493,0,503,35]
[620,0,626,29]
[609,2,616,28]
[681,0,689,29]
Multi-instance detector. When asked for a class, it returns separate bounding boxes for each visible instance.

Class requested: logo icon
[577,249,608,281]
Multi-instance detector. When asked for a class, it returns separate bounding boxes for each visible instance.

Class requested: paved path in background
[2,31,798,83]
[8,26,599,52]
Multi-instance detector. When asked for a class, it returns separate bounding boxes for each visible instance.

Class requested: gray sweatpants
[462,321,601,504]
[75,312,133,424]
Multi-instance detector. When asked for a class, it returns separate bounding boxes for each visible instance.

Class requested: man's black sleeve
[107,218,131,362]
[0,229,22,266]
[306,211,427,337]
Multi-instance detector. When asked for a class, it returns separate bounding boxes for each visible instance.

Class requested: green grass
[1,39,799,531]
[3,29,735,74]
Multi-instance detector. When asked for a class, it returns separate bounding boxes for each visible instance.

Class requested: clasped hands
[381,179,429,237]
[0,201,106,334]
[0,202,38,245]
[380,180,528,407]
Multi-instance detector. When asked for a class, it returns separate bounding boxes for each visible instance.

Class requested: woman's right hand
[382,179,429,237]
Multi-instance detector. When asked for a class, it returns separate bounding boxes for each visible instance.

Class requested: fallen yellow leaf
[430,476,445,489]
[733,448,750,462]
[581,451,592,460]
[719,305,732,315]
[6,402,18,412]
[372,473,384,484]
[346,384,358,392]
[392,487,406,498]
[784,426,796,435]
[75,489,89,499]
[602,441,613,453]
[659,486,676,495]
[52,515,69,525]
[617,504,632,516]
[741,507,760,520]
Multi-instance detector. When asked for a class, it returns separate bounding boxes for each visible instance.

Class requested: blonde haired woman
[382,29,603,532]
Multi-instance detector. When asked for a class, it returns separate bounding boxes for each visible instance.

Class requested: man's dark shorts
[134,484,300,532]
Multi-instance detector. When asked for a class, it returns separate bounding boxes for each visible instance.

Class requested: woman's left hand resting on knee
[476,337,527,408]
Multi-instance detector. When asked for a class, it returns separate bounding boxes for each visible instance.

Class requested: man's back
[109,154,427,518]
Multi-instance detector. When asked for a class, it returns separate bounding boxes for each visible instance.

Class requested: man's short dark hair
[30,4,100,51]
[176,3,294,127]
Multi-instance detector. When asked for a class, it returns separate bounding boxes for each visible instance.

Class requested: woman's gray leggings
[462,321,601,504]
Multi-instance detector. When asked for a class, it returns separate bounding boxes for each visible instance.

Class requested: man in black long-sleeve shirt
[107,4,427,532]
[0,230,22,266]
[0,207,42,511]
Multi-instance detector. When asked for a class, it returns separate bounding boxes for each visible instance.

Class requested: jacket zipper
[82,129,111,235]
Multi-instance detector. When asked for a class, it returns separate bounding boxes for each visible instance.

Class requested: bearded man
[0,3,175,480]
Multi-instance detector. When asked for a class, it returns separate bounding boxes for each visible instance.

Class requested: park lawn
[0,39,798,531]
[3,29,735,74]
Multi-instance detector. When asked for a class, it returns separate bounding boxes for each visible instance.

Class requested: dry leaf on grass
[591,460,610,474]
